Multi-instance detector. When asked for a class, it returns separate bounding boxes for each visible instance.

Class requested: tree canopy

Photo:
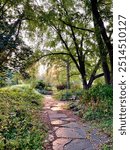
[0,0,113,89]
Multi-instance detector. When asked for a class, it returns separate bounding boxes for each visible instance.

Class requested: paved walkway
[42,95,110,150]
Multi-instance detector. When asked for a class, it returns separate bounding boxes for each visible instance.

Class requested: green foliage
[0,85,47,150]
[0,68,20,88]
[35,80,46,90]
[0,72,6,87]
[80,84,112,137]
[66,84,112,136]
[44,84,51,90]
[82,84,112,118]
[54,89,84,101]
[0,0,36,78]
[27,79,52,95]
[54,90,71,100]
[102,143,112,150]
[81,84,112,105]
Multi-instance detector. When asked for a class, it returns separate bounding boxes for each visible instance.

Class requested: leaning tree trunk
[95,27,111,84]
[90,0,113,84]
[90,0,111,84]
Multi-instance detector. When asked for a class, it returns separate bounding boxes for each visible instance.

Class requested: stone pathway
[42,95,110,150]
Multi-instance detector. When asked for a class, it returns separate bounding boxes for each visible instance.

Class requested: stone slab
[49,113,67,119]
[62,118,76,121]
[51,120,66,125]
[61,122,82,128]
[55,127,86,138]
[53,138,72,150]
[64,139,94,150]
[51,106,63,111]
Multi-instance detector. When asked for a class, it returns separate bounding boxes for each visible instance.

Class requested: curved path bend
[41,95,110,150]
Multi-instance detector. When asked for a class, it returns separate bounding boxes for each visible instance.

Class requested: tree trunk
[102,61,111,84]
[91,0,111,84]
[93,26,111,84]
[90,0,113,83]
[66,60,70,89]
[81,73,88,89]
[79,61,88,89]
[88,59,103,88]
[96,33,111,84]
[55,21,90,89]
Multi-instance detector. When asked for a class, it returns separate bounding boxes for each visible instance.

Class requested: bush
[53,89,84,101]
[30,80,53,95]
[82,84,113,120]
[44,84,52,91]
[56,84,66,90]
[0,72,7,87]
[0,85,47,150]
[66,84,113,139]
[79,84,113,138]
[81,84,112,105]
[87,84,112,102]
[35,80,46,90]
[53,90,71,100]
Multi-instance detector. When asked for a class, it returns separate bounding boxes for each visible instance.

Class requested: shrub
[66,84,113,142]
[82,84,113,121]
[44,84,52,91]
[0,72,7,87]
[0,85,47,150]
[35,80,46,90]
[30,80,53,95]
[53,89,85,101]
[56,84,66,90]
[53,90,71,100]
[81,84,112,104]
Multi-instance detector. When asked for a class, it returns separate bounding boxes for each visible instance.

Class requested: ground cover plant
[81,84,113,134]
[66,84,113,149]
[53,89,84,101]
[0,84,47,150]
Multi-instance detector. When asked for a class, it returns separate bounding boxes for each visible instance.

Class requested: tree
[0,0,24,66]
[0,0,38,79]
[34,0,104,89]
[41,51,71,89]
[0,0,113,89]
[89,0,113,83]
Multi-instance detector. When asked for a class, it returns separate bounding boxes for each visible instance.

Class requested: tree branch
[0,0,9,12]
[50,24,81,71]
[59,19,94,33]
[94,73,104,79]
[88,59,101,87]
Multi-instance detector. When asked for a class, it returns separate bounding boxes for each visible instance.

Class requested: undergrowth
[81,84,113,136]
[67,84,113,149]
[0,85,47,150]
